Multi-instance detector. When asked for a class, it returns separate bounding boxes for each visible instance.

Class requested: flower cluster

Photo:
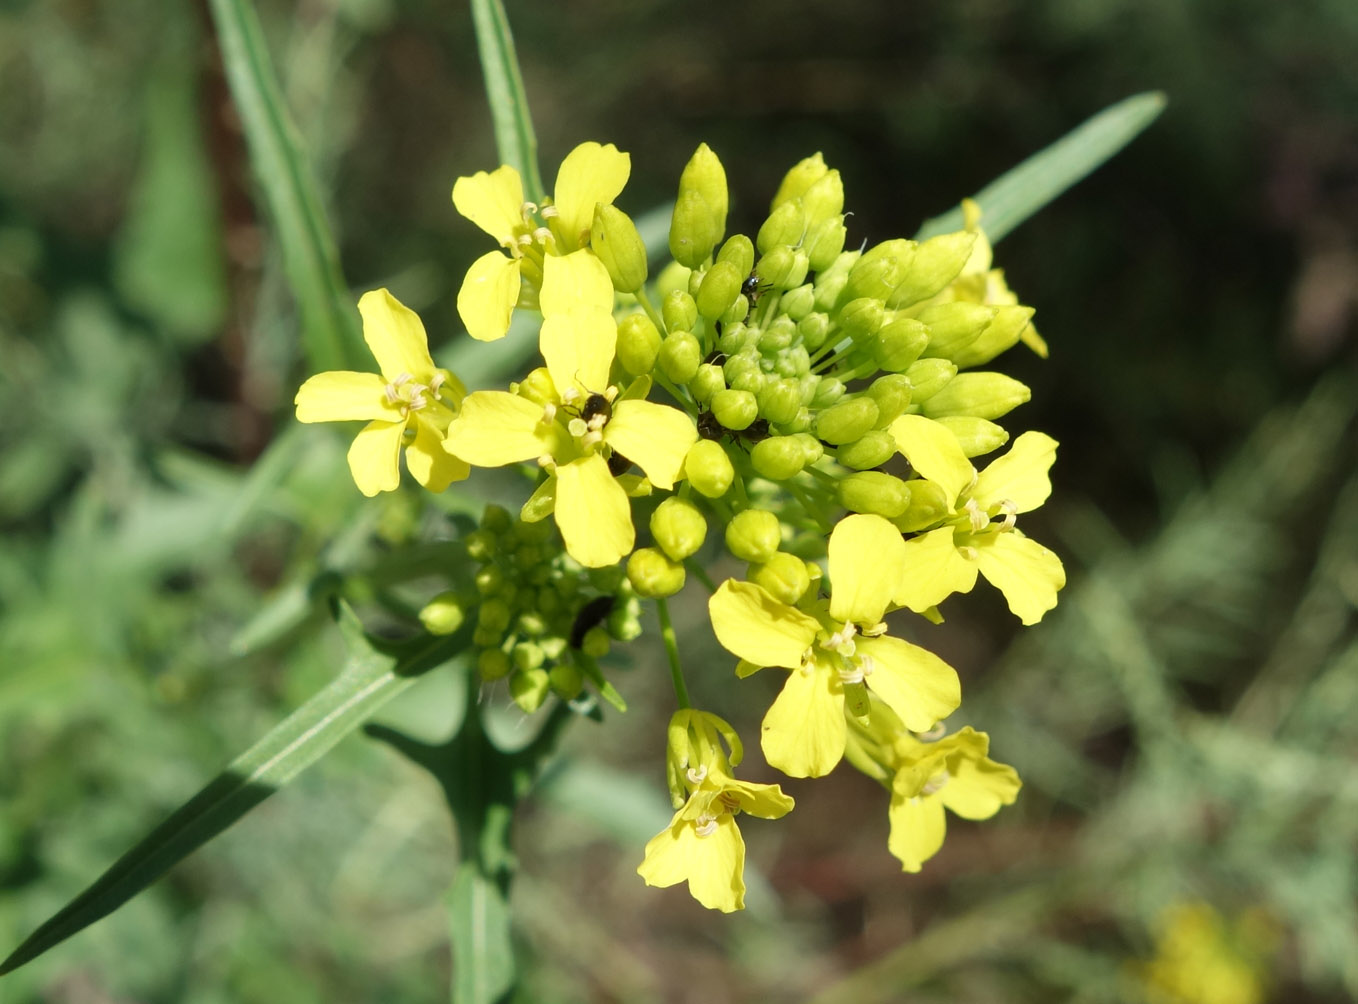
[294,141,1066,912]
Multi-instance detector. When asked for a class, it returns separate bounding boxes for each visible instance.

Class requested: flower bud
[711,388,759,430]
[650,497,707,561]
[690,362,726,404]
[780,406,813,434]
[716,234,755,279]
[481,504,512,535]
[779,283,816,321]
[748,552,810,606]
[843,240,915,303]
[813,270,848,313]
[771,152,828,209]
[684,440,735,497]
[590,204,648,293]
[758,378,803,425]
[662,289,698,333]
[837,297,885,340]
[836,430,896,470]
[918,372,1031,420]
[477,596,511,631]
[419,591,466,636]
[720,292,749,325]
[886,231,976,309]
[513,640,545,672]
[669,188,722,268]
[918,302,995,360]
[627,546,687,598]
[866,374,913,427]
[797,311,832,351]
[933,415,1010,457]
[549,662,585,699]
[757,201,805,254]
[697,260,744,320]
[717,321,754,355]
[616,312,662,376]
[805,217,847,273]
[815,396,880,445]
[607,602,643,642]
[892,478,951,532]
[514,366,558,406]
[801,170,844,227]
[794,432,824,465]
[723,509,779,563]
[838,471,912,517]
[658,329,702,383]
[758,316,797,352]
[723,349,759,385]
[679,142,728,236]
[510,667,551,713]
[581,624,612,658]
[755,246,797,288]
[749,435,807,480]
[811,377,845,408]
[950,305,1035,369]
[776,344,811,378]
[904,357,957,403]
[478,648,511,681]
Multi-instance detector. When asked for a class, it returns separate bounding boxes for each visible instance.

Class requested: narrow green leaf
[468,0,545,202]
[208,0,365,371]
[915,91,1167,243]
[449,863,516,1004]
[0,606,466,976]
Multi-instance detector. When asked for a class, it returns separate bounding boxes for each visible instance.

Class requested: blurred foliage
[1,0,1356,1002]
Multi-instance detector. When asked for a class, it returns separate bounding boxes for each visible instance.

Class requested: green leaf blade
[915,91,1167,243]
[468,0,544,202]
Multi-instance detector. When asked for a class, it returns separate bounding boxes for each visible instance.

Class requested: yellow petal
[295,371,396,424]
[540,310,616,396]
[708,580,819,670]
[856,635,961,733]
[346,419,406,496]
[886,790,947,873]
[551,142,631,252]
[539,248,616,316]
[969,431,1057,513]
[940,754,1021,821]
[971,531,1065,625]
[555,454,634,567]
[895,526,979,612]
[358,289,437,383]
[889,414,975,506]
[828,514,907,626]
[456,251,521,342]
[451,164,525,242]
[761,662,847,778]
[443,391,552,467]
[724,778,795,820]
[604,400,698,490]
[406,415,469,492]
[637,813,746,913]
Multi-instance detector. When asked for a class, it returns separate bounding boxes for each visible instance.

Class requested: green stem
[655,598,691,708]
[684,559,718,594]
[637,285,667,335]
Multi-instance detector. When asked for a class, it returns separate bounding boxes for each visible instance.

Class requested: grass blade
[0,606,466,976]
[468,0,545,201]
[208,0,365,371]
[915,91,1167,243]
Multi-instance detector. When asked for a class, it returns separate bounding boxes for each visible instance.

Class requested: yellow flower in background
[442,250,697,567]
[452,141,631,341]
[707,514,962,779]
[948,198,1048,357]
[890,415,1066,625]
[1134,902,1278,1004]
[294,290,469,497]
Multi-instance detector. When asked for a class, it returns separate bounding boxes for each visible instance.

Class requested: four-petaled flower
[708,514,962,778]
[294,289,470,497]
[442,250,697,567]
[453,141,630,341]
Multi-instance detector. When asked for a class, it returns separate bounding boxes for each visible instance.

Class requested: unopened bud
[627,546,687,598]
[950,306,1035,369]
[679,143,728,236]
[815,396,880,445]
[779,283,816,321]
[838,471,912,518]
[811,377,845,408]
[616,312,662,376]
[549,662,585,699]
[749,435,807,480]
[836,430,896,470]
[892,478,951,532]
[650,497,707,561]
[771,152,828,209]
[756,245,797,288]
[837,297,885,340]
[748,552,810,606]
[590,204,648,293]
[515,366,558,406]
[658,329,702,383]
[669,188,722,268]
[886,231,976,309]
[918,302,995,361]
[684,440,735,497]
[757,200,805,254]
[716,234,755,279]
[801,170,844,227]
[758,378,803,425]
[419,592,466,636]
[690,362,726,404]
[711,388,759,430]
[797,311,832,351]
[918,372,1031,420]
[512,641,545,672]
[510,667,551,713]
[478,648,511,681]
[866,374,913,427]
[662,289,698,333]
[697,260,744,320]
[904,358,957,403]
[933,416,1010,458]
[805,217,847,273]
[726,508,781,563]
[843,240,915,303]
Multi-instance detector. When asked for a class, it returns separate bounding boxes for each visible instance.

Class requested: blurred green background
[2,0,1357,1001]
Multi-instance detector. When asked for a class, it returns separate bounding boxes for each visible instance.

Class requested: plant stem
[656,598,691,708]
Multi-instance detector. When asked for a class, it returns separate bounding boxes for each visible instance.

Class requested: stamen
[695,814,718,838]
[516,233,534,249]
[539,205,559,219]
[567,417,588,439]
[533,226,555,247]
[429,372,446,395]
[384,383,399,404]
[604,386,619,403]
[996,499,1018,531]
[958,545,979,561]
[917,722,947,741]
[542,402,557,423]
[580,429,603,451]
[537,455,556,471]
[921,770,950,796]
[686,765,708,786]
[521,201,538,216]
[587,413,608,432]
[965,498,989,532]
[560,386,582,405]
[861,620,888,637]
[407,392,426,412]
[837,662,865,685]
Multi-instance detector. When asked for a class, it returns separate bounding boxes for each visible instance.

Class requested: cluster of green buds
[293,140,1065,913]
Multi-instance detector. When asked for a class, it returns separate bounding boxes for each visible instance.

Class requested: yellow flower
[947,198,1048,357]
[707,514,962,779]
[1135,902,1278,1004]
[442,251,697,567]
[452,141,631,341]
[883,725,1020,872]
[294,289,469,497]
[890,415,1066,625]
[638,710,793,913]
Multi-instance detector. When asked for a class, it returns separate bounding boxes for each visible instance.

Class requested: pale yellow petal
[443,391,552,467]
[895,526,979,612]
[708,580,819,670]
[346,419,406,497]
[889,414,975,505]
[406,415,469,492]
[540,310,616,396]
[969,431,1057,513]
[295,371,396,424]
[604,400,698,490]
[637,814,690,889]
[552,142,630,252]
[724,778,795,820]
[761,663,847,778]
[971,532,1065,625]
[828,514,907,626]
[539,249,616,316]
[887,791,947,873]
[451,164,525,242]
[358,289,436,382]
[857,635,961,733]
[555,454,634,567]
[456,251,521,342]
[941,755,1021,821]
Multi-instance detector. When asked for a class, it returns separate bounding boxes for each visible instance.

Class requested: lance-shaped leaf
[469,0,545,203]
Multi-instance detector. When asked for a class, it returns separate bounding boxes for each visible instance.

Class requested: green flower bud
[510,667,551,713]
[465,529,495,562]
[815,395,880,445]
[843,239,915,303]
[540,636,567,661]
[730,368,766,396]
[515,366,558,406]
[950,306,1035,369]
[473,626,503,649]
[549,662,585,699]
[758,378,803,425]
[607,602,643,642]
[748,552,810,606]
[517,610,547,636]
[616,312,662,376]
[933,415,1011,457]
[749,435,806,480]
[779,283,816,321]
[778,406,813,434]
[836,430,896,470]
[726,508,782,562]
[918,372,1031,420]
[801,170,844,227]
[478,648,511,681]
[717,321,753,355]
[811,377,845,408]
[669,189,722,268]
[757,201,805,255]
[866,374,913,427]
[650,497,707,561]
[662,289,698,334]
[513,516,555,543]
[775,344,811,378]
[685,440,735,497]
[837,297,885,340]
[475,564,504,595]
[892,478,951,532]
[918,302,995,361]
[512,641,545,672]
[771,152,828,209]
[805,217,848,273]
[679,142,728,236]
[720,294,749,325]
[904,357,958,403]
[697,260,743,320]
[690,362,726,404]
[756,246,797,288]
[723,350,759,385]
[886,231,976,309]
[711,388,759,430]
[785,250,811,290]
[716,234,755,278]
[872,317,930,372]
[419,592,466,636]
[813,271,848,313]
[536,587,561,617]
[626,546,687,598]
[658,329,702,383]
[590,204,648,293]
[582,625,612,659]
[797,311,831,351]
[794,432,824,465]
[758,317,797,352]
[478,598,512,634]
[838,471,912,517]
[481,504,512,535]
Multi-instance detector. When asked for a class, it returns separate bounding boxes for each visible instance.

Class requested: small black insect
[697,408,770,448]
[569,595,617,649]
[607,449,634,477]
[741,270,763,309]
[580,392,612,424]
